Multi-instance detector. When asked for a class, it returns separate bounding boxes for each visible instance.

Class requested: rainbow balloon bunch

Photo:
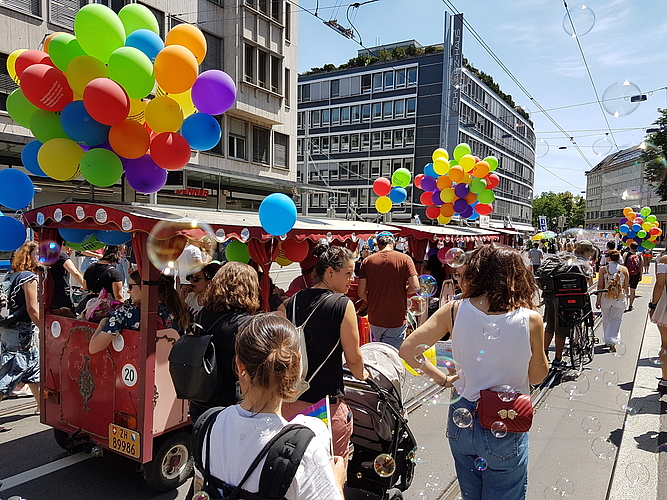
[618,206,662,251]
[415,143,499,224]
[6,3,236,193]
[373,167,412,214]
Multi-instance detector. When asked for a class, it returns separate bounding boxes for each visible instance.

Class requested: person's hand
[361,369,370,381]
[332,455,347,491]
[649,308,655,318]
[596,301,601,310]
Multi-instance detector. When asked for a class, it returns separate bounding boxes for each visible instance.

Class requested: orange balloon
[437,175,453,190]
[165,23,207,64]
[109,119,150,159]
[448,165,464,183]
[44,32,66,53]
[154,45,198,94]
[465,192,477,204]
[472,161,490,178]
[622,207,633,216]
[626,211,636,221]
[440,203,455,217]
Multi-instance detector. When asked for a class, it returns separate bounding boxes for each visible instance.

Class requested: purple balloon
[431,190,443,206]
[454,183,470,198]
[460,205,474,219]
[619,217,628,225]
[453,198,469,213]
[421,176,437,192]
[191,70,237,116]
[124,154,167,194]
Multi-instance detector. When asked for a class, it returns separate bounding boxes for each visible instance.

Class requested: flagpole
[325,395,334,457]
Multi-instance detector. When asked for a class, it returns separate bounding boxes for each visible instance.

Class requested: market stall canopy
[393,223,501,243]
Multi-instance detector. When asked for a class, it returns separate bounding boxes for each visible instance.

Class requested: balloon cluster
[618,206,662,251]
[373,168,411,214]
[7,4,236,194]
[415,144,499,224]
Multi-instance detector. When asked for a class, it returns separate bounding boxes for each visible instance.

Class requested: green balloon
[637,230,647,239]
[108,47,155,99]
[484,156,499,172]
[79,148,123,187]
[647,215,657,223]
[453,143,471,161]
[31,110,69,142]
[74,4,126,64]
[226,240,250,263]
[640,206,651,217]
[469,177,487,194]
[391,167,412,187]
[644,240,656,250]
[477,189,496,204]
[48,34,86,72]
[118,3,160,36]
[6,89,39,128]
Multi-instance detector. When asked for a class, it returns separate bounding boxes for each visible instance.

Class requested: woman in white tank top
[649,253,667,394]
[399,244,548,500]
[595,249,629,349]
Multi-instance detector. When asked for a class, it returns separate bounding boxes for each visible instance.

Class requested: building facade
[584,145,667,238]
[296,42,536,228]
[0,0,299,211]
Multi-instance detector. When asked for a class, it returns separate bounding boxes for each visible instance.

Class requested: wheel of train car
[144,432,193,491]
[53,428,71,451]
[384,487,404,500]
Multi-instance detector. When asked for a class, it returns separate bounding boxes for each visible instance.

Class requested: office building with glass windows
[0,0,299,211]
[296,41,536,228]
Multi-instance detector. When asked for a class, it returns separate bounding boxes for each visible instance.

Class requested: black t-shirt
[287,288,349,403]
[51,252,72,309]
[83,262,122,295]
[9,271,38,324]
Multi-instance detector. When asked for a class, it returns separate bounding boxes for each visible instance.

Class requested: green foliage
[391,47,406,60]
[643,108,667,201]
[377,49,391,61]
[532,191,586,231]
[301,44,430,75]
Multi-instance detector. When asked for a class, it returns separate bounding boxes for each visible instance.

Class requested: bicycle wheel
[582,322,595,365]
[569,323,586,372]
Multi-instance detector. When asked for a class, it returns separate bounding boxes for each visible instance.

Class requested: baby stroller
[344,342,417,500]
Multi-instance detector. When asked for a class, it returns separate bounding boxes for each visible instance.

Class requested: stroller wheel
[384,488,404,500]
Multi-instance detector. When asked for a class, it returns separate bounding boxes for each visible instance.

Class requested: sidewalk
[608,318,667,499]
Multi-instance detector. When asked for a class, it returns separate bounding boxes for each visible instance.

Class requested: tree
[532,191,586,231]
[643,108,667,200]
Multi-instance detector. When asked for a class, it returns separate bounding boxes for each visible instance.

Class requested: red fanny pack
[476,389,533,433]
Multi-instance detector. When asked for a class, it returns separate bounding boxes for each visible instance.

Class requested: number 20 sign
[121,363,138,388]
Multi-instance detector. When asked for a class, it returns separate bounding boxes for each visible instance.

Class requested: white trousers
[600,296,626,345]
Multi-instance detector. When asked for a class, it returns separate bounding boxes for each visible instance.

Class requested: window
[360,161,369,177]
[351,105,360,123]
[6,0,40,16]
[274,132,288,168]
[0,53,19,111]
[384,71,394,90]
[271,56,281,93]
[310,110,320,128]
[331,108,340,125]
[382,131,392,149]
[362,104,371,122]
[406,98,416,116]
[253,126,270,164]
[310,137,319,153]
[373,73,383,92]
[394,99,405,118]
[371,160,380,176]
[351,134,359,150]
[383,101,393,119]
[321,109,330,126]
[382,159,391,176]
[285,2,291,39]
[244,44,254,83]
[284,69,290,106]
[393,129,403,148]
[340,162,349,179]
[361,133,370,150]
[228,118,247,160]
[346,162,355,179]
[331,79,340,98]
[331,136,339,152]
[372,103,382,120]
[405,129,415,146]
[360,189,368,207]
[209,116,224,155]
[296,138,302,154]
[396,69,406,87]
[258,0,268,15]
[321,136,329,153]
[245,0,256,7]
[362,74,372,93]
[258,50,268,88]
[341,135,349,152]
[202,32,223,72]
[341,107,350,124]
[271,0,281,21]
[297,112,303,128]
[141,4,165,38]
[50,0,79,29]
[407,67,418,86]
[372,132,381,150]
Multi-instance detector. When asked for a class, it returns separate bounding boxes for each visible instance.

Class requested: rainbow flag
[295,397,330,427]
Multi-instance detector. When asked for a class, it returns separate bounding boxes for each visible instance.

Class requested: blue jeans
[370,324,407,350]
[447,396,529,500]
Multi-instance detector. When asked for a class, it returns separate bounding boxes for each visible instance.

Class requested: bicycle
[553,273,606,372]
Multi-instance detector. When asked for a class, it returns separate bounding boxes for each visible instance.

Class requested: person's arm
[89,318,113,354]
[622,267,630,297]
[595,266,605,309]
[23,279,40,325]
[650,257,667,318]
[357,277,368,302]
[112,281,123,301]
[273,302,287,318]
[407,274,419,294]
[399,302,454,387]
[340,301,368,380]
[527,310,549,385]
[63,259,85,287]
[331,456,347,495]
[192,475,204,496]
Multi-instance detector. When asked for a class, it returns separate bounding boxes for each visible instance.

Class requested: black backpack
[536,253,589,295]
[192,407,315,500]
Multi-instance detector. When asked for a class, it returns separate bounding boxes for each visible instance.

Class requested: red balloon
[420,192,433,206]
[15,50,54,79]
[83,78,130,126]
[20,64,73,111]
[281,239,309,262]
[373,177,391,196]
[475,203,493,216]
[150,132,191,170]
[414,173,425,189]
[485,173,500,189]
[425,206,440,219]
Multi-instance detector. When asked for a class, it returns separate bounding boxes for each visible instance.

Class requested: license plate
[109,424,140,458]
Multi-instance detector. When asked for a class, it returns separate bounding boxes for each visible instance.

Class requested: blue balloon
[126,29,164,62]
[389,186,407,204]
[627,231,636,239]
[60,100,110,146]
[21,140,48,177]
[96,230,131,246]
[0,169,34,210]
[468,211,480,221]
[181,113,222,151]
[259,193,297,236]
[58,227,96,244]
[0,216,27,251]
[631,223,641,232]
[637,246,645,252]
[423,163,438,178]
[619,224,629,234]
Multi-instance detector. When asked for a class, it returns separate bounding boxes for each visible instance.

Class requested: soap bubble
[39,241,61,265]
[491,421,507,438]
[373,453,396,477]
[602,80,642,117]
[498,385,517,402]
[603,371,619,386]
[417,491,429,500]
[408,296,428,316]
[593,367,603,382]
[648,347,664,365]
[581,416,601,434]
[593,137,613,157]
[555,477,574,496]
[591,437,617,459]
[613,342,627,357]
[536,139,549,158]
[443,247,466,268]
[625,462,650,486]
[356,472,363,479]
[408,445,427,464]
[562,4,596,37]
[147,219,219,276]
[483,323,500,340]
[453,407,473,428]
[543,486,561,500]
[474,457,487,471]
[193,492,211,500]
[562,373,590,399]
[413,343,431,369]
[616,392,630,410]
[417,274,438,298]
[255,416,279,437]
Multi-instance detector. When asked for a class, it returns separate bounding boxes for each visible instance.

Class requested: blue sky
[297,0,667,197]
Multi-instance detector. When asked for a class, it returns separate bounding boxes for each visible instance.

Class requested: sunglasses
[186,276,204,283]
[128,283,141,291]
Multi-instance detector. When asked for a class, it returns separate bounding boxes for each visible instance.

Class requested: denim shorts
[447,396,529,500]
[369,324,407,350]
[0,323,40,395]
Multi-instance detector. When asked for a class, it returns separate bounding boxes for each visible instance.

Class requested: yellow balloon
[437,215,452,225]
[127,98,147,123]
[66,55,109,97]
[275,255,292,267]
[642,222,653,231]
[38,138,84,181]
[433,157,450,175]
[440,188,456,203]
[7,49,26,84]
[375,196,392,213]
[168,88,196,117]
[461,173,473,185]
[145,95,183,133]
[459,154,475,172]
[432,148,449,162]
[402,346,437,376]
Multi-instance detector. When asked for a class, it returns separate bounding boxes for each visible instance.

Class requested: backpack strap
[292,291,334,329]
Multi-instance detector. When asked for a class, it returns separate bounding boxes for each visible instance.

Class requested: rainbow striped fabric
[297,398,329,427]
